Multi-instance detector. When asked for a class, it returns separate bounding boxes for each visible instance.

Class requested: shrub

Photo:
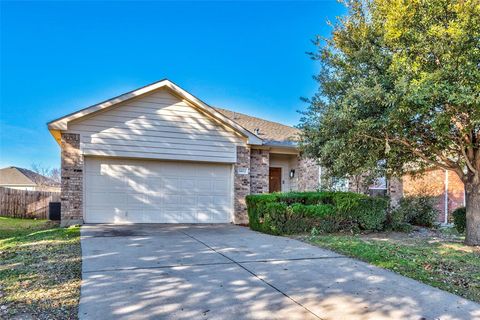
[246,191,388,235]
[276,192,336,205]
[394,222,414,233]
[387,207,414,232]
[452,207,466,233]
[291,203,337,233]
[351,197,388,230]
[245,194,278,234]
[395,196,438,228]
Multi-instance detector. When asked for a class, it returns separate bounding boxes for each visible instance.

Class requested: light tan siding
[68,89,246,163]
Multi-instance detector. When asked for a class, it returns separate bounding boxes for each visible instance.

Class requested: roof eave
[262,141,299,148]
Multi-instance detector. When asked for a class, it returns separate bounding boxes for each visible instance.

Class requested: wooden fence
[0,187,61,219]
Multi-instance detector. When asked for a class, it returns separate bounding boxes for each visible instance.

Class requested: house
[345,169,465,224]
[0,166,60,192]
[48,79,320,226]
[400,169,465,224]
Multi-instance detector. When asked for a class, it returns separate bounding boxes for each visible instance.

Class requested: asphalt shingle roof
[214,108,300,145]
[0,167,59,186]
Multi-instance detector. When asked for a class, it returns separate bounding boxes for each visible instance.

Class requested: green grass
[308,233,480,303]
[0,217,56,239]
[0,217,81,319]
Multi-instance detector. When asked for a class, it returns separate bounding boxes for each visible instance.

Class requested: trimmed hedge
[246,191,388,235]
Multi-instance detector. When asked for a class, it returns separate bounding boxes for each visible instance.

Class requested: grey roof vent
[254,128,260,135]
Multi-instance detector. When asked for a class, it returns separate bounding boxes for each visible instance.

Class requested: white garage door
[84,157,233,223]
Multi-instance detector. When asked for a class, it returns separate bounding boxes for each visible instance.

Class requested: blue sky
[0,1,344,169]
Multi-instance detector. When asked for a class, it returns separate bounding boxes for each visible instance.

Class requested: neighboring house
[48,79,321,226]
[400,169,465,224]
[344,168,465,224]
[0,166,60,192]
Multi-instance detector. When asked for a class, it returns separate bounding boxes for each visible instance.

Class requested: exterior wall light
[289,169,295,178]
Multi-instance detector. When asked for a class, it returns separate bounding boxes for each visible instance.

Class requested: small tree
[49,168,61,184]
[299,0,480,245]
[31,163,60,185]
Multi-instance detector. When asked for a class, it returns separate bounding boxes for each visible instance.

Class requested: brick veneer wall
[250,149,269,194]
[60,133,84,226]
[388,178,403,208]
[446,171,465,218]
[234,146,251,224]
[403,169,465,223]
[297,157,320,191]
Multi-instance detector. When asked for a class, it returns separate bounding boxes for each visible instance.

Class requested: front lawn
[304,229,480,303]
[0,217,81,319]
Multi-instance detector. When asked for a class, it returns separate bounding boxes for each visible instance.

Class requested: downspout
[318,165,322,190]
[444,169,449,224]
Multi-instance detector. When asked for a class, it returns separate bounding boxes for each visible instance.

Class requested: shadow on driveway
[79,224,480,320]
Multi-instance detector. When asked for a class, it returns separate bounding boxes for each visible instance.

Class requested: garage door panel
[144,194,163,208]
[87,208,128,224]
[198,209,230,223]
[162,177,181,192]
[85,158,106,172]
[86,192,127,207]
[160,163,193,177]
[195,179,214,192]
[213,196,230,205]
[87,175,124,191]
[126,194,148,209]
[180,179,195,190]
[180,196,196,206]
[125,179,155,194]
[197,196,216,206]
[85,157,232,223]
[213,179,230,193]
[163,194,181,206]
[159,209,197,223]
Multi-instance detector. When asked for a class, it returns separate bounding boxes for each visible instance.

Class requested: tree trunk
[465,178,480,246]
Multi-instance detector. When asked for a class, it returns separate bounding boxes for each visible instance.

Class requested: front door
[269,167,282,193]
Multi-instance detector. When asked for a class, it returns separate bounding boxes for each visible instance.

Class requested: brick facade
[446,171,465,217]
[388,178,403,208]
[250,149,269,194]
[233,146,251,224]
[60,133,84,226]
[296,156,320,191]
[233,149,321,224]
[403,169,465,223]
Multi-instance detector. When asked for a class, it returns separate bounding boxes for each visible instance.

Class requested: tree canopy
[299,0,480,244]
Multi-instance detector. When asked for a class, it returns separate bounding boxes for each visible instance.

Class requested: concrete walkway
[79,224,480,320]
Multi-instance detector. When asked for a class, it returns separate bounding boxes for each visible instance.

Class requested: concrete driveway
[79,224,480,320]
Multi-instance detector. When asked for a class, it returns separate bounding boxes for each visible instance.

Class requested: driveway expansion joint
[238,256,346,264]
[180,230,324,320]
[83,256,347,274]
[82,261,237,273]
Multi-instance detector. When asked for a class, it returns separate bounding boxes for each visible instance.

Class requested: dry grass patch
[0,217,81,319]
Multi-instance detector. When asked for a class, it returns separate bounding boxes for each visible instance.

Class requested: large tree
[299,0,480,245]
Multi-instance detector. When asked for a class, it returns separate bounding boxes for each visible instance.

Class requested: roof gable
[0,167,59,186]
[67,88,246,163]
[48,79,262,145]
